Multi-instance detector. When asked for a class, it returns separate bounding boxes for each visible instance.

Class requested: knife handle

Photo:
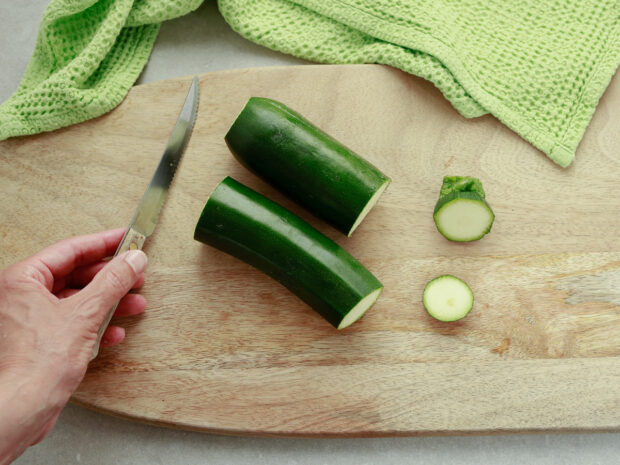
[90,227,147,361]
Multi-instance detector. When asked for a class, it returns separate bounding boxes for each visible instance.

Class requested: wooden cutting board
[1,64,619,436]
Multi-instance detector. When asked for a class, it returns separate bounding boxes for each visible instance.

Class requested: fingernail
[124,250,147,274]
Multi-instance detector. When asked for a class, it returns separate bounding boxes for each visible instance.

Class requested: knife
[91,76,200,360]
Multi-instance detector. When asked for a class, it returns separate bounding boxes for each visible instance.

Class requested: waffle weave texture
[0,0,202,142]
[2,0,619,167]
[219,0,620,167]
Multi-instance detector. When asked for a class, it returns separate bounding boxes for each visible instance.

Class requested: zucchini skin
[225,97,390,236]
[433,191,493,215]
[194,177,383,329]
[433,177,495,242]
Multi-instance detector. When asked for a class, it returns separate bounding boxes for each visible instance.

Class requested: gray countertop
[2,2,619,464]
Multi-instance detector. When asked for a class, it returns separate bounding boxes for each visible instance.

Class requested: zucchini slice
[194,177,383,329]
[433,176,494,242]
[225,97,391,236]
[423,275,474,322]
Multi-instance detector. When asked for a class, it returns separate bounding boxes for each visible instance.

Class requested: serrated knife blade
[91,76,200,360]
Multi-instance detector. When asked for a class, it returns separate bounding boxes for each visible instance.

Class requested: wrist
[0,370,66,464]
[0,372,40,464]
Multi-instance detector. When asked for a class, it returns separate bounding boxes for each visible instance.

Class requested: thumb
[74,250,147,320]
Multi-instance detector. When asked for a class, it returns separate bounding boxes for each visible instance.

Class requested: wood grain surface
[1,65,619,436]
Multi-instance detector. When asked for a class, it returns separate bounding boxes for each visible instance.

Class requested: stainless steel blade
[130,76,200,237]
[90,77,199,361]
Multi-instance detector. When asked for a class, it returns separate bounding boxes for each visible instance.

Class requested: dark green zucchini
[225,97,391,236]
[194,177,383,329]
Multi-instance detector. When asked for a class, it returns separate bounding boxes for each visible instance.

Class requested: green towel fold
[0,0,202,141]
[219,0,620,167]
[2,0,619,167]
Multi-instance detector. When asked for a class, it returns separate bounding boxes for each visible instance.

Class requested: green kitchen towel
[219,0,620,167]
[2,0,619,167]
[0,0,202,142]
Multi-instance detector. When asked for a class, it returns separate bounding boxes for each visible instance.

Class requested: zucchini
[225,97,391,237]
[423,275,474,322]
[433,176,494,242]
[194,177,383,329]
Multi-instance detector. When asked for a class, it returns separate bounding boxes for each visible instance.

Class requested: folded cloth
[2,0,619,167]
[218,0,620,167]
[0,0,201,141]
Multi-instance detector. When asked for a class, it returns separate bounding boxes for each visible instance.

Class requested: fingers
[52,262,144,294]
[25,228,126,290]
[112,294,146,317]
[135,273,146,290]
[66,261,145,289]
[70,250,147,322]
[66,261,107,287]
[56,289,146,317]
[101,326,126,346]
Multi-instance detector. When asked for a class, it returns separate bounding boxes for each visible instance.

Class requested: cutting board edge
[71,356,620,437]
[69,397,620,438]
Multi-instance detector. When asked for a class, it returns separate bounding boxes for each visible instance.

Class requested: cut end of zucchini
[337,287,383,329]
[347,179,391,237]
[434,196,494,242]
[423,275,473,322]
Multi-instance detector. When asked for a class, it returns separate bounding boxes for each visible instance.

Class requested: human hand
[0,229,147,464]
